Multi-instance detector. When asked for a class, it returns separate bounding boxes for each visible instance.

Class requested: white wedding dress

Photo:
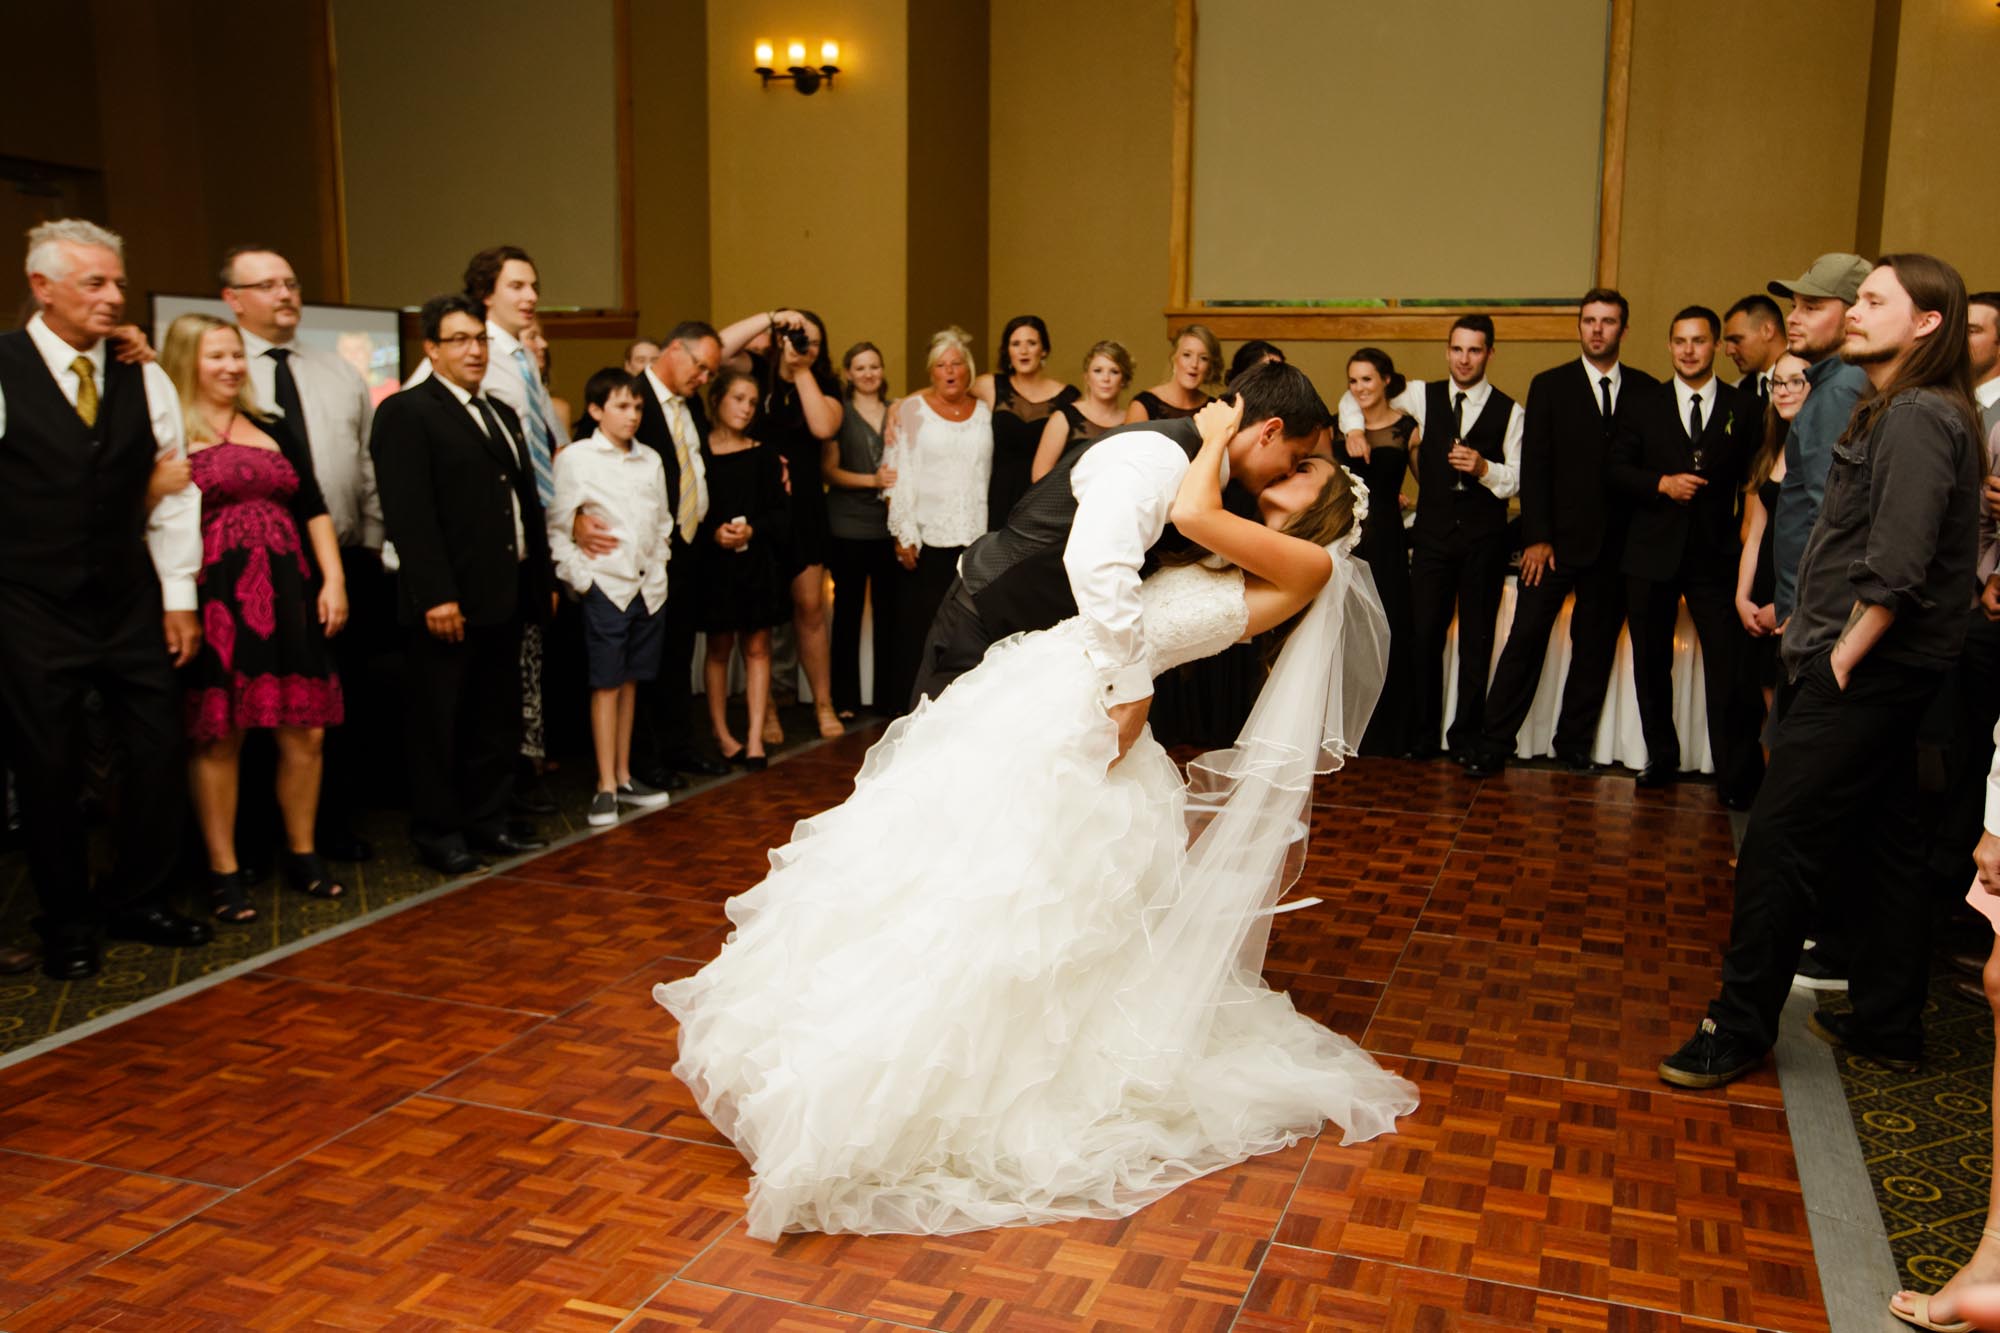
[655,560,1418,1240]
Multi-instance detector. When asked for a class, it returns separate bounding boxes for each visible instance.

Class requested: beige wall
[987,0,1176,403]
[333,0,621,310]
[1877,0,2000,284]
[705,0,910,388]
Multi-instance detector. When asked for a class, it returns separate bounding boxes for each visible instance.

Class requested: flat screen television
[149,294,404,408]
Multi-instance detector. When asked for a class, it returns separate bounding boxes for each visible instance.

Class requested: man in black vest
[0,219,213,979]
[1406,315,1524,759]
[1610,306,1762,801]
[1465,290,1661,778]
[910,360,1330,759]
[371,295,557,875]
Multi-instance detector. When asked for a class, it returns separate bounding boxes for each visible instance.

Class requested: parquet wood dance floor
[0,728,1829,1330]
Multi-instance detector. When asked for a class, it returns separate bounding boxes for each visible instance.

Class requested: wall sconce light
[755,38,840,94]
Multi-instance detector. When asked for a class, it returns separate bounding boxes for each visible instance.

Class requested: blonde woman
[1126,324,1221,422]
[160,314,347,924]
[1031,339,1133,481]
[884,326,993,712]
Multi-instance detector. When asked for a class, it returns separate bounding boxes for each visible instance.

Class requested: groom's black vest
[1411,379,1514,544]
[960,416,1211,640]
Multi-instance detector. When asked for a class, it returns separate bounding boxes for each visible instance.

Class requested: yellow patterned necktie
[669,397,703,542]
[71,356,98,427]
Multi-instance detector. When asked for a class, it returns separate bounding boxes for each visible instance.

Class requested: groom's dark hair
[1230,360,1329,439]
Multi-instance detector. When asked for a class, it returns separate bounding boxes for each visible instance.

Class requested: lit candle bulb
[754,40,773,67]
[821,39,839,65]
[787,40,805,66]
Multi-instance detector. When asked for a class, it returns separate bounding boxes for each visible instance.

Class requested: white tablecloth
[1440,576,1713,773]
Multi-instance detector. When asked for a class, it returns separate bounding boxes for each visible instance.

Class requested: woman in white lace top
[884,327,993,711]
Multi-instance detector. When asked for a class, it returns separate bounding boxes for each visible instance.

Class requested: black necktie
[1598,374,1614,419]
[471,395,518,470]
[1453,391,1467,441]
[266,347,309,448]
[1688,392,1704,442]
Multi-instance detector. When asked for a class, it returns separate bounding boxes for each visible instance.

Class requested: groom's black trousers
[910,579,996,708]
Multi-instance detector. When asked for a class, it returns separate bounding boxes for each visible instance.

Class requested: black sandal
[209,870,258,924]
[282,851,346,900]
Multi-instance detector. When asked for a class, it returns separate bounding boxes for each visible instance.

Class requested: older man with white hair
[0,219,212,980]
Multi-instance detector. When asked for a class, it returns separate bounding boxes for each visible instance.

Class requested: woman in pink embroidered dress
[160,314,347,924]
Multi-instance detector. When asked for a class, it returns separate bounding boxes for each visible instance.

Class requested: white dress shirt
[886,396,993,551]
[0,314,201,610]
[1061,426,1197,707]
[1583,357,1627,413]
[1672,373,1719,443]
[239,326,383,549]
[643,364,709,533]
[545,431,672,612]
[1337,376,1522,499]
[432,373,527,562]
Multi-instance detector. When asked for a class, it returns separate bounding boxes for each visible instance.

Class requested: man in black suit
[371,295,557,874]
[1465,290,1660,778]
[1609,306,1762,802]
[573,320,724,787]
[1722,294,1787,416]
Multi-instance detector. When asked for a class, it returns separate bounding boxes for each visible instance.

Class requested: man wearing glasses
[370,295,557,875]
[221,247,383,865]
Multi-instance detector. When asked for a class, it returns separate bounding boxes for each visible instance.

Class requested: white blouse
[887,396,993,550]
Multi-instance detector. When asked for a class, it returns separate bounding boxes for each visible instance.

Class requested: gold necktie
[71,356,98,427]
[669,398,703,542]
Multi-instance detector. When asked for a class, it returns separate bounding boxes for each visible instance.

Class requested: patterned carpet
[1825,953,1998,1294]
[0,703,833,1057]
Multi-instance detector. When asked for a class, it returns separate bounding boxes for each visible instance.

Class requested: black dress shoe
[415,843,483,876]
[1399,745,1444,762]
[636,767,689,793]
[1634,765,1677,789]
[319,830,375,862]
[1,945,42,976]
[1717,789,1754,812]
[469,830,547,856]
[104,906,213,949]
[1462,751,1506,780]
[1554,749,1599,774]
[1658,1017,1764,1088]
[670,753,732,778]
[40,940,97,981]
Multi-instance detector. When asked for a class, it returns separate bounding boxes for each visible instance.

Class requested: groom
[911,360,1330,759]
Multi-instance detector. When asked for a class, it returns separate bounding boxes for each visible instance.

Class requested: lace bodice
[1137,560,1247,677]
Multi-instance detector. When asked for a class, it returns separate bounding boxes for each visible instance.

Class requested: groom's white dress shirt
[1062,428,1224,708]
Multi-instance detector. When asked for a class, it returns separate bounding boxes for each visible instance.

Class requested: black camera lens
[783,326,811,354]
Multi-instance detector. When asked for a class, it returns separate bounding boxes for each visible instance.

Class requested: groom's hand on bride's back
[1108,698,1151,766]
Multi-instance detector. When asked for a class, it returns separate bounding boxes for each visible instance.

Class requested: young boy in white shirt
[547,370,676,825]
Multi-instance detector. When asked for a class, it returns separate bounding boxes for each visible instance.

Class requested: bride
[656,395,1417,1241]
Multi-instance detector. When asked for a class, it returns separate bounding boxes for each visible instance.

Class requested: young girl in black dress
[696,369,791,768]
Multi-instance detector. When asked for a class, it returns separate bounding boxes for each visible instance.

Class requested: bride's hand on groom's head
[1194,395,1243,444]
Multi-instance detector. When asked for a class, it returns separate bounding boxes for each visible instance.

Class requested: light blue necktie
[512,346,556,504]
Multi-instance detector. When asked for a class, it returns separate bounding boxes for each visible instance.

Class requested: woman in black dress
[1126,324,1220,423]
[1735,350,1808,713]
[1030,340,1132,483]
[698,369,792,768]
[974,314,1076,528]
[1342,348,1419,756]
[757,309,846,739]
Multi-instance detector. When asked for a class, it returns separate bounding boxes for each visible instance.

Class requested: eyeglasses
[435,334,490,349]
[233,278,301,295]
[1770,376,1809,393]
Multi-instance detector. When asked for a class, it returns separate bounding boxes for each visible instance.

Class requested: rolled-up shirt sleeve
[1849,403,1958,612]
[1478,400,1525,500]
[1063,431,1188,706]
[141,362,201,611]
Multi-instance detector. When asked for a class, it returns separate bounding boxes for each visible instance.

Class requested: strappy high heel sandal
[282,851,346,901]
[816,704,845,739]
[209,870,257,924]
[1890,1228,2000,1332]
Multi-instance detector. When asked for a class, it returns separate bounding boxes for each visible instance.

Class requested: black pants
[403,615,523,853]
[1709,652,1944,1055]
[826,534,899,714]
[1627,568,1765,799]
[320,545,384,836]
[0,580,184,942]
[1928,611,2000,884]
[1478,553,1626,759]
[634,536,702,771]
[1409,528,1508,754]
[899,546,969,711]
[910,576,992,709]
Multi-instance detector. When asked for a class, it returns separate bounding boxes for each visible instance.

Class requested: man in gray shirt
[1660,254,1984,1091]
[1769,253,1874,624]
